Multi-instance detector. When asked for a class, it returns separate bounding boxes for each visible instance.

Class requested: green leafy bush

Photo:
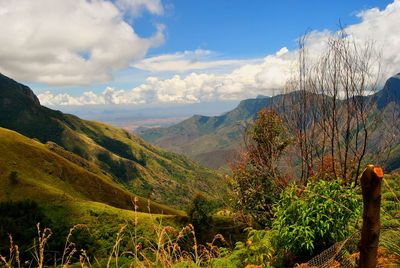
[272,179,361,261]
[211,229,274,267]
[188,194,217,241]
[188,194,214,225]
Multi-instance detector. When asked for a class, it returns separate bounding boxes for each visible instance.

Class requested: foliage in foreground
[0,221,226,268]
[379,174,400,264]
[272,179,361,262]
[212,228,275,267]
[213,179,362,267]
[1,176,398,267]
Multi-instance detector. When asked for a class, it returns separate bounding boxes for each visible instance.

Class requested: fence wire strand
[300,233,359,268]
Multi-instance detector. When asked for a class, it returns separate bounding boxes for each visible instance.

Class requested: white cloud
[345,0,400,77]
[134,49,262,73]
[36,0,400,106]
[275,47,289,57]
[115,0,164,17]
[38,49,296,105]
[0,0,164,86]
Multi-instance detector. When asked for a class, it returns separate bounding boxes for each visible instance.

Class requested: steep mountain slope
[141,96,277,169]
[141,75,400,171]
[0,73,225,208]
[0,127,179,215]
[377,73,400,108]
[0,127,187,258]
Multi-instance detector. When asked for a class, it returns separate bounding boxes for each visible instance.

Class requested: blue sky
[140,0,391,57]
[0,0,398,106]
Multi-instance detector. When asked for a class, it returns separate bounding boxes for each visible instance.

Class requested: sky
[0,0,398,107]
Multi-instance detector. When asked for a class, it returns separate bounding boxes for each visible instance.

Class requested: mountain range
[140,74,400,171]
[0,73,227,213]
[1,71,399,224]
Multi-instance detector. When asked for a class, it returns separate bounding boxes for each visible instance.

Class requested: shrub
[187,194,226,244]
[97,152,130,182]
[211,229,274,267]
[188,194,214,230]
[272,179,361,262]
[230,109,292,227]
[8,171,18,185]
[72,145,89,159]
[0,200,49,257]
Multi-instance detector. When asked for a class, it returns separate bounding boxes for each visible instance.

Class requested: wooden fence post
[359,164,384,268]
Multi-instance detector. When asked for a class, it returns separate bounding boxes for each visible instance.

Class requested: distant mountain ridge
[377,73,400,108]
[0,73,226,209]
[140,95,281,169]
[140,74,400,171]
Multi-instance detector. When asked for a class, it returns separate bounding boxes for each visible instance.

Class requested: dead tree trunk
[359,164,384,268]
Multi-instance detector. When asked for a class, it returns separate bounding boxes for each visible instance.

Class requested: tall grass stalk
[31,223,52,268]
[106,225,126,268]
[0,235,20,268]
[61,224,87,267]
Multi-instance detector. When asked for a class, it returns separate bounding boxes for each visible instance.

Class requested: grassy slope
[0,73,226,209]
[0,127,181,215]
[0,127,188,258]
[60,114,226,208]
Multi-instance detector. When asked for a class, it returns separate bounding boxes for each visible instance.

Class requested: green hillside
[0,127,189,263]
[141,76,400,171]
[0,127,180,215]
[0,73,226,209]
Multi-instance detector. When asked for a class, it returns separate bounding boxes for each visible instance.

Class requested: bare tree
[283,29,382,184]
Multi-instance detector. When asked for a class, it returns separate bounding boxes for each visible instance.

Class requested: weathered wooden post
[359,164,384,268]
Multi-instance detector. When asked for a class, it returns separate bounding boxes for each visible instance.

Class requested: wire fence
[300,177,399,268]
[300,233,359,268]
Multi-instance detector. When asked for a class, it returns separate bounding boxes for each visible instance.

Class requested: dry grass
[31,224,52,268]
[62,224,88,267]
[0,234,20,268]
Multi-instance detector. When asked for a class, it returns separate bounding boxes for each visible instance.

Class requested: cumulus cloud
[0,0,164,85]
[38,48,296,105]
[275,47,289,57]
[133,49,262,73]
[115,0,164,17]
[345,0,400,76]
[35,0,400,106]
